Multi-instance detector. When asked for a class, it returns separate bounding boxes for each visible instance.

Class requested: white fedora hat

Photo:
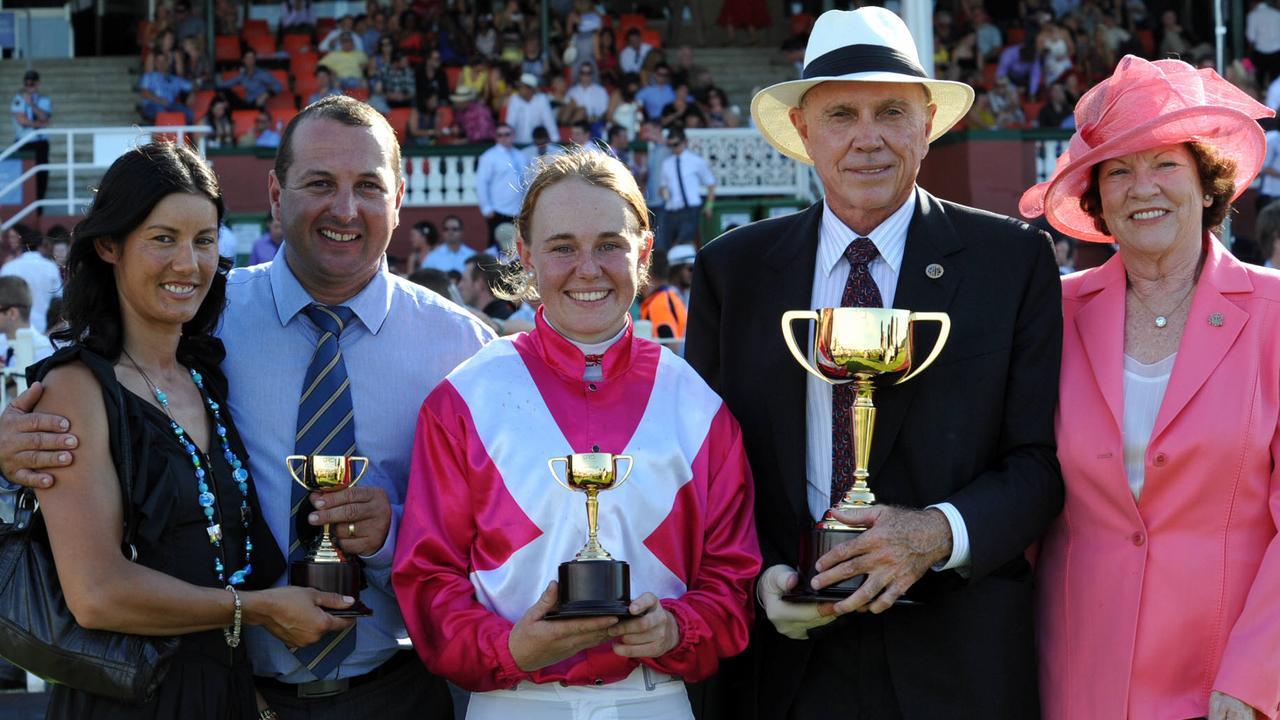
[751,7,975,165]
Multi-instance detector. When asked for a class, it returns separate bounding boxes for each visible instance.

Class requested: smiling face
[1096,143,1210,259]
[519,179,651,343]
[270,117,405,305]
[97,193,220,331]
[790,81,935,235]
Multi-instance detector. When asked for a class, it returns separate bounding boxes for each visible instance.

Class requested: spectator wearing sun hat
[504,73,557,145]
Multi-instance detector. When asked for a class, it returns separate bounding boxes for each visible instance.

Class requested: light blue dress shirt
[219,254,492,682]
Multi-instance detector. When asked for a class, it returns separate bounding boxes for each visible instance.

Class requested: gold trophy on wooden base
[544,452,635,619]
[780,307,950,601]
[286,454,374,617]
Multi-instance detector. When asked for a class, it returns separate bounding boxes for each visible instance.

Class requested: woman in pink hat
[1021,55,1280,720]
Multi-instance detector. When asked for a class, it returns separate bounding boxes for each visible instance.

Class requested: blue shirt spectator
[636,65,676,120]
[137,56,194,124]
[216,51,282,107]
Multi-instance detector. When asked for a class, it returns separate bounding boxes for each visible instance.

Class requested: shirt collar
[269,253,394,334]
[530,306,636,381]
[817,186,915,277]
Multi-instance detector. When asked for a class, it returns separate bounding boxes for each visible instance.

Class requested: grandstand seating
[215,35,241,63]
[388,107,413,144]
[282,34,313,56]
[191,89,216,121]
[232,108,259,137]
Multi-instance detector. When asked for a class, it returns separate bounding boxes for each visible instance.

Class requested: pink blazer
[1038,238,1280,720]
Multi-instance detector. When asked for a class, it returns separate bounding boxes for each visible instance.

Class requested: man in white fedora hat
[685,7,1063,719]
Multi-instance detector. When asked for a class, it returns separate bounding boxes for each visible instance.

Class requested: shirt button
[559,681,569,687]
[1152,453,1167,467]
[587,383,598,392]
[1131,532,1145,546]
[593,678,604,686]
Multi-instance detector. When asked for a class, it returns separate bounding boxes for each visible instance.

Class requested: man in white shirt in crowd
[0,276,53,367]
[504,73,558,145]
[0,230,60,334]
[569,121,609,154]
[658,127,715,250]
[619,28,652,75]
[10,70,52,214]
[475,122,529,246]
[319,14,364,52]
[422,214,474,276]
[1249,0,1280,86]
[566,62,609,132]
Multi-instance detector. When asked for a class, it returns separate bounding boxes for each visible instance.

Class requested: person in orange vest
[640,244,695,341]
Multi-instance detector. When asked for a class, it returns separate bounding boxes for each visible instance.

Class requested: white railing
[399,128,810,207]
[1035,137,1072,184]
[1,126,211,231]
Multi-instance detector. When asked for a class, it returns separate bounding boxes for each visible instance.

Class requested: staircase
[692,47,797,118]
[0,56,141,208]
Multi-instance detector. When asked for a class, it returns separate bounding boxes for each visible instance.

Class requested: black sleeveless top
[41,342,285,719]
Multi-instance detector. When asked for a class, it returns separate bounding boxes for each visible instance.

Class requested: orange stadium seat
[387,107,412,144]
[266,91,297,111]
[153,111,188,143]
[1022,101,1043,127]
[283,34,313,56]
[292,52,319,79]
[232,109,259,137]
[137,20,151,49]
[640,28,661,49]
[343,86,370,102]
[981,63,997,90]
[270,107,298,130]
[269,68,290,89]
[617,13,647,36]
[243,18,270,37]
[215,35,241,62]
[316,17,337,36]
[190,89,216,121]
[445,66,461,92]
[244,33,277,56]
[294,74,321,102]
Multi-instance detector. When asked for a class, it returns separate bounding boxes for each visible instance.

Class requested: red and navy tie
[830,238,882,506]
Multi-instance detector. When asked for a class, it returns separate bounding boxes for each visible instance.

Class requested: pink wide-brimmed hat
[1019,55,1274,243]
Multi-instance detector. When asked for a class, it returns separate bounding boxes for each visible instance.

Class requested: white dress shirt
[422,243,475,275]
[0,251,61,334]
[804,189,971,571]
[475,144,528,217]
[566,82,609,121]
[659,151,715,210]
[504,92,558,145]
[619,43,652,74]
[1121,352,1175,501]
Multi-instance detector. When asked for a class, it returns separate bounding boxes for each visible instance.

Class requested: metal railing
[1,126,211,231]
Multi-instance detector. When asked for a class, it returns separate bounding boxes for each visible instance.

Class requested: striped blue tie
[291,303,357,677]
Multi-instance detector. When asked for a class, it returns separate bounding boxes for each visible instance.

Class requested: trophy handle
[781,310,842,386]
[348,456,369,487]
[547,457,573,492]
[612,455,634,490]
[286,455,310,491]
[897,312,951,385]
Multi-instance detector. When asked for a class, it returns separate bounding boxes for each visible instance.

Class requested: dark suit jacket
[685,190,1064,720]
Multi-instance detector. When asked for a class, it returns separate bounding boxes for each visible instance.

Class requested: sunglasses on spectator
[444,224,462,231]
[667,141,682,148]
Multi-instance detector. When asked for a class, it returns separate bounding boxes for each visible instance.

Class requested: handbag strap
[28,348,140,561]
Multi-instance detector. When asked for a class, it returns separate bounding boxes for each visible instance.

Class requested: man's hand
[610,593,680,658]
[1208,691,1262,720]
[308,485,391,556]
[811,506,952,615]
[757,564,837,640]
[508,581,619,671]
[0,382,77,488]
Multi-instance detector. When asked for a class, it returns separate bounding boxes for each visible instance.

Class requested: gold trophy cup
[286,454,374,617]
[544,452,635,619]
[780,307,950,601]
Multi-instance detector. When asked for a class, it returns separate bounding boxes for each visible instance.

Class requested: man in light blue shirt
[0,96,491,719]
[474,122,528,246]
[216,49,283,109]
[635,63,676,121]
[137,51,194,123]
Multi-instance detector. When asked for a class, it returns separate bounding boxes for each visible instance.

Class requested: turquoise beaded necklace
[122,350,255,586]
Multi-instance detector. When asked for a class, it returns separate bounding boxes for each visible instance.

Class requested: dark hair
[0,276,33,322]
[275,95,402,185]
[1258,200,1280,260]
[667,127,687,144]
[413,219,439,247]
[1079,142,1236,237]
[465,252,504,292]
[407,267,452,296]
[56,142,226,358]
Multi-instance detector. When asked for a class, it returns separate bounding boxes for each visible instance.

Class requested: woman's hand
[610,593,680,658]
[508,581,619,672]
[1208,691,1261,720]
[243,586,355,648]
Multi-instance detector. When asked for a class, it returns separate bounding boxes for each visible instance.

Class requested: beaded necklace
[122,350,255,586]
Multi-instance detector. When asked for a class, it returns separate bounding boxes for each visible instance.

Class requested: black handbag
[0,362,178,702]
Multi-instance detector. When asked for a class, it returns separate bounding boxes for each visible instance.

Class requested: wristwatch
[258,710,280,720]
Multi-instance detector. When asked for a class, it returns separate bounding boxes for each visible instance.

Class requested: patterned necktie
[830,238,883,506]
[291,303,357,677]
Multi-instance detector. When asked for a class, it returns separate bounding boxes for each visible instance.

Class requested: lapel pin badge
[925,263,944,279]
[1208,312,1224,327]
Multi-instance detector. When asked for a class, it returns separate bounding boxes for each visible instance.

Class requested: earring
[1204,194,1212,202]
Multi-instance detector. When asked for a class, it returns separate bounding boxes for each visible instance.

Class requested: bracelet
[223,585,242,648]
[258,710,280,720]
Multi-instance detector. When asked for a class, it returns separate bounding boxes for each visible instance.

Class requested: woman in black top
[33,142,355,718]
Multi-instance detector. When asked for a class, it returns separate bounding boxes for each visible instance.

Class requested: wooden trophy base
[544,559,632,619]
[291,560,374,617]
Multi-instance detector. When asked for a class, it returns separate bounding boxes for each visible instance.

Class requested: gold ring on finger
[347,522,357,538]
